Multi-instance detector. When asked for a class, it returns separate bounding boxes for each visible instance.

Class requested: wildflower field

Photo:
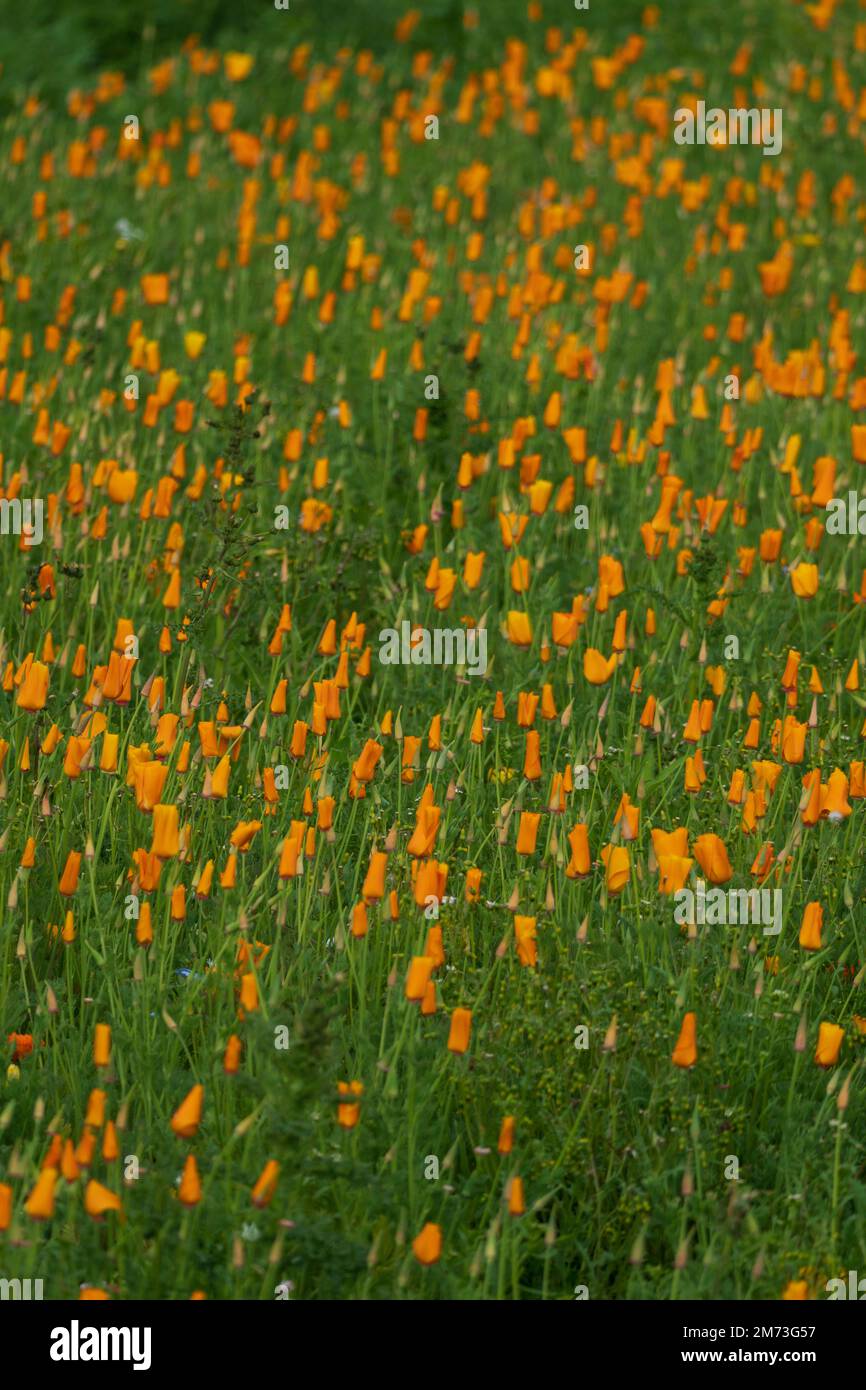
[2,0,866,1304]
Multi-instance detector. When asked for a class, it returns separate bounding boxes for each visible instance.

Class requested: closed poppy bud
[209,754,231,798]
[25,1168,58,1220]
[507,1176,526,1216]
[782,716,807,764]
[269,679,288,715]
[552,612,579,647]
[671,1012,698,1068]
[506,611,533,647]
[58,849,82,896]
[511,556,530,592]
[799,902,823,951]
[548,772,565,813]
[498,1115,516,1154]
[196,860,214,898]
[100,732,119,772]
[39,727,61,759]
[746,766,776,804]
[223,1034,243,1074]
[230,819,262,854]
[42,1135,63,1170]
[465,866,483,901]
[447,1007,472,1054]
[814,1021,844,1068]
[16,659,50,711]
[464,550,485,588]
[412,1221,442,1265]
[307,798,330,834]
[601,844,630,895]
[353,739,383,783]
[239,972,258,1014]
[514,914,537,966]
[727,769,746,804]
[0,1183,12,1231]
[151,804,179,858]
[362,850,387,902]
[84,1180,122,1219]
[405,956,435,1001]
[428,922,447,967]
[565,823,591,878]
[63,734,91,779]
[614,793,639,840]
[683,700,702,742]
[790,562,818,598]
[219,851,237,889]
[136,900,153,945]
[516,811,541,855]
[822,768,852,821]
[796,768,819,826]
[758,529,783,562]
[278,835,301,879]
[93,1023,111,1068]
[107,468,138,504]
[543,390,561,428]
[751,842,776,882]
[141,273,169,305]
[692,833,733,884]
[781,1280,809,1301]
[21,828,39,861]
[178,1155,202,1207]
[636,695,656,739]
[170,1083,203,1138]
[781,648,801,690]
[251,1159,280,1208]
[102,1121,119,1162]
[184,330,207,360]
[523,730,542,780]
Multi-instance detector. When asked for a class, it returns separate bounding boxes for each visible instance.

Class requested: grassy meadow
[1,0,866,1300]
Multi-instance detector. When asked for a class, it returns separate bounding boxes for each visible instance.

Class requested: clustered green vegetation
[0,0,865,1302]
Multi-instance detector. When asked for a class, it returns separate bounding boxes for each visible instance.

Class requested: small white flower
[114,217,144,241]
